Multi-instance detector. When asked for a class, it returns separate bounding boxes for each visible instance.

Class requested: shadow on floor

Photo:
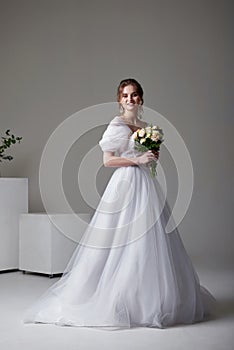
[213,298,234,320]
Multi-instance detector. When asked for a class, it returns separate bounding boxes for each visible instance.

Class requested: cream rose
[145,126,152,134]
[138,129,146,137]
[152,130,160,137]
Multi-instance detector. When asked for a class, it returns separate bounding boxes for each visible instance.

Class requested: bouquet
[133,125,164,177]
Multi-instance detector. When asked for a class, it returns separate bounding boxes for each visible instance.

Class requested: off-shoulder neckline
[115,116,148,133]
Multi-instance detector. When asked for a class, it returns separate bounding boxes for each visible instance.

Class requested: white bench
[19,213,91,277]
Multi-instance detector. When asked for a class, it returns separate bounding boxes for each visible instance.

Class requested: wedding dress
[23,116,215,329]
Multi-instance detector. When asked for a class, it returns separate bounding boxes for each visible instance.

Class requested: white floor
[0,267,233,350]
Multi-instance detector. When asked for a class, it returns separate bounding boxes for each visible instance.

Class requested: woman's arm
[103,151,158,168]
[103,151,138,167]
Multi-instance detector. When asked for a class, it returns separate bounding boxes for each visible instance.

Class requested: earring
[119,103,125,115]
[138,104,144,119]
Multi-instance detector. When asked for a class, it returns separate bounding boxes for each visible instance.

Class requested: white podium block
[19,213,91,277]
[0,178,28,271]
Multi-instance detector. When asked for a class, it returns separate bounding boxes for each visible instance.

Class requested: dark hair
[117,78,144,104]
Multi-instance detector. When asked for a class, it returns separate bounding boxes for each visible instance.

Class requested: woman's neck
[121,111,138,124]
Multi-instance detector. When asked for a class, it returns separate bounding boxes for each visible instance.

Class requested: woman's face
[120,85,142,111]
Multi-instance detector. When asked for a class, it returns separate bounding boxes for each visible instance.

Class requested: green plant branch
[0,129,22,162]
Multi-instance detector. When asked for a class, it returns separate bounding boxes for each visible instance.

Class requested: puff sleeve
[99,118,129,156]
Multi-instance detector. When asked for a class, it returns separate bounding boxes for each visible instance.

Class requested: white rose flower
[151,136,159,142]
[152,130,159,137]
[138,129,146,137]
[132,131,138,140]
[140,138,146,144]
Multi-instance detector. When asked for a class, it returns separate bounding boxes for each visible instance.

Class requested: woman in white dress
[24,78,215,329]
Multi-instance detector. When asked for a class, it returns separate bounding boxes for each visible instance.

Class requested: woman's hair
[117,78,144,104]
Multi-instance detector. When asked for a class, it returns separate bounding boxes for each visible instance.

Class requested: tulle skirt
[24,165,215,329]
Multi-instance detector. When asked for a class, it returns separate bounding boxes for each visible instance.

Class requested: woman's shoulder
[105,116,127,131]
[109,115,123,126]
[110,116,148,128]
[101,116,125,137]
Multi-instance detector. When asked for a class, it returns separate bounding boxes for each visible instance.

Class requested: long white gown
[23,116,215,329]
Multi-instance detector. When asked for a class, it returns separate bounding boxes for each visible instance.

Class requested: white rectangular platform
[19,213,91,277]
[0,178,28,271]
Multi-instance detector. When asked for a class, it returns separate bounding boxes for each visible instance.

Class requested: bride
[24,78,215,329]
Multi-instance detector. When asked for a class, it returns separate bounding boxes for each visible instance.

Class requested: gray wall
[0,0,233,268]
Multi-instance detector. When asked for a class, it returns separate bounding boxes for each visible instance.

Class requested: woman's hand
[136,150,159,165]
